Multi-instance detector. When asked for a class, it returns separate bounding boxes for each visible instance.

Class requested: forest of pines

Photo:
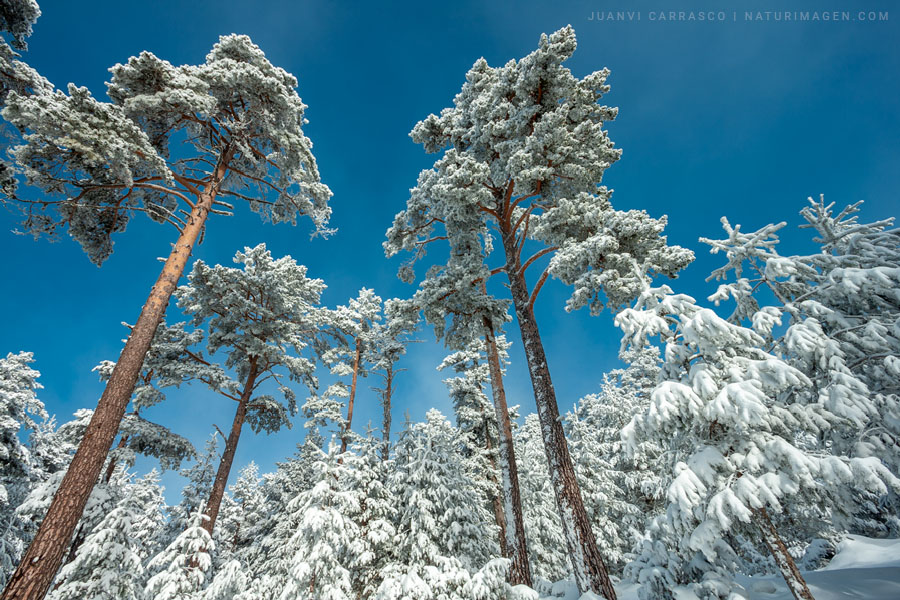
[0,2,898,599]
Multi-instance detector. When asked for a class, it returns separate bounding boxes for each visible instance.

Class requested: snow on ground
[532,535,900,600]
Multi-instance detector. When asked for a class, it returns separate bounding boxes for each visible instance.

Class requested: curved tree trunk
[341,337,363,454]
[201,357,259,537]
[756,508,815,600]
[1,150,233,600]
[483,316,532,587]
[499,227,617,600]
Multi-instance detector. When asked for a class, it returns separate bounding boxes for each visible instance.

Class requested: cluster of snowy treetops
[0,2,897,599]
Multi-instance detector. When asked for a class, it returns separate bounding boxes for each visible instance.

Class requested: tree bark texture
[480,403,509,559]
[381,364,394,462]
[483,316,533,587]
[500,227,617,600]
[201,357,259,537]
[756,508,815,600]
[1,150,233,600]
[341,337,363,454]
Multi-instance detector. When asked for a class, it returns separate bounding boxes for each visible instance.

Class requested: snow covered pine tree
[385,25,692,597]
[0,33,332,600]
[169,244,328,538]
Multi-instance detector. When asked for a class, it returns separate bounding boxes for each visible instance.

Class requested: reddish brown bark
[341,337,363,454]
[102,429,132,485]
[756,508,815,600]
[480,402,509,558]
[0,149,233,600]
[201,357,259,537]
[483,316,532,587]
[499,222,616,599]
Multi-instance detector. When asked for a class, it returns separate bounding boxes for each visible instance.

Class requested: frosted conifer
[385,26,692,598]
[1,32,332,599]
[145,509,214,600]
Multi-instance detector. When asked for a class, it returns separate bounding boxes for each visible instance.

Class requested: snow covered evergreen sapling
[145,509,214,600]
[514,414,571,584]
[702,197,900,535]
[564,347,666,576]
[616,284,899,600]
[378,411,508,600]
[49,477,148,600]
[0,351,51,587]
[439,337,508,557]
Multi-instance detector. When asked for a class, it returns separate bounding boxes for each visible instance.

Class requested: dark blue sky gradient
[2,0,897,501]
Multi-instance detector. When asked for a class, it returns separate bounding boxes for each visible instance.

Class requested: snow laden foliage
[248,441,363,600]
[145,509,214,600]
[0,0,51,201]
[173,244,327,436]
[376,410,509,600]
[514,414,572,583]
[385,27,691,596]
[566,347,664,574]
[702,197,900,535]
[2,33,331,265]
[49,479,147,600]
[438,338,507,552]
[616,285,900,599]
[202,558,250,600]
[0,351,55,586]
[0,0,39,51]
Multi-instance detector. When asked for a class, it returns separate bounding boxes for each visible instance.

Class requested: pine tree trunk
[0,149,233,600]
[201,357,259,537]
[381,364,393,462]
[341,337,363,454]
[102,431,132,484]
[755,508,815,600]
[483,316,533,587]
[481,405,509,558]
[499,229,617,600]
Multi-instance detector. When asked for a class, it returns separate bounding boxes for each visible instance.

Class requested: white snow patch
[821,535,900,571]
[534,535,900,600]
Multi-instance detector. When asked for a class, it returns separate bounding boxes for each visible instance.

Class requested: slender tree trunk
[201,357,259,537]
[755,508,815,600]
[341,337,363,454]
[483,316,532,587]
[499,227,617,600]
[381,364,394,462]
[481,405,509,558]
[1,149,233,600]
[102,431,131,484]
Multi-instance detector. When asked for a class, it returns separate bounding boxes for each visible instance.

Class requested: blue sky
[2,0,897,502]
